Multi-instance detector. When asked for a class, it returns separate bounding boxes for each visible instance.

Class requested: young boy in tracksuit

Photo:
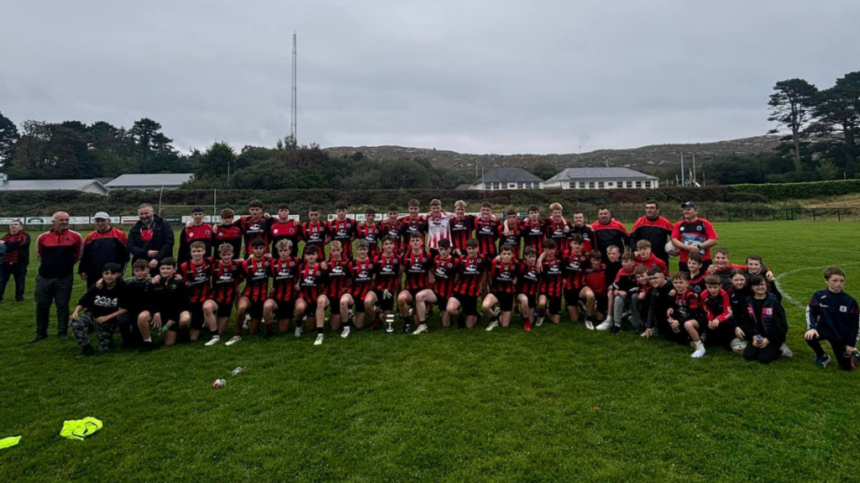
[805,267,860,370]
[70,263,127,358]
[119,259,151,348]
[701,274,734,350]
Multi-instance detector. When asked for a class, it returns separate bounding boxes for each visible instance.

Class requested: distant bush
[727,179,860,200]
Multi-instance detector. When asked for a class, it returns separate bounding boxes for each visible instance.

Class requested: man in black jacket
[128,204,174,274]
[79,212,129,288]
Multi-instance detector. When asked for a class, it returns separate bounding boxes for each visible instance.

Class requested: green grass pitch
[1,221,859,482]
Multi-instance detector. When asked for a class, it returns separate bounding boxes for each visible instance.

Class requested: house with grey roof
[105,173,194,191]
[542,168,659,190]
[0,173,108,195]
[468,167,543,190]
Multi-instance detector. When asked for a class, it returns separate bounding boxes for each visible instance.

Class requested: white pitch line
[775,261,860,308]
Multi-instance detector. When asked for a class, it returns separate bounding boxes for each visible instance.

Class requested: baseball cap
[93,212,110,220]
[680,202,697,209]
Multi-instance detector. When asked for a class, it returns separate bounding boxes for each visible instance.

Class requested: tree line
[0,71,857,188]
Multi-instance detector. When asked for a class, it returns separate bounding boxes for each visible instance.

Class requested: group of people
[10,198,859,370]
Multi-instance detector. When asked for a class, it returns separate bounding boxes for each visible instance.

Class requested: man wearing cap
[79,212,129,288]
[128,203,174,274]
[178,206,213,263]
[32,211,83,342]
[630,200,674,266]
[671,202,719,273]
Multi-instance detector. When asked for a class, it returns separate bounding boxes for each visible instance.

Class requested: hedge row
[0,187,771,217]
[727,179,860,200]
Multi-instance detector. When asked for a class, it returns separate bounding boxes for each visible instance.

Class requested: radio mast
[291,31,298,144]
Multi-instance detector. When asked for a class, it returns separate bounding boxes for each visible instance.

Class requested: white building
[542,168,658,190]
[105,173,194,191]
[0,173,108,195]
[467,167,543,190]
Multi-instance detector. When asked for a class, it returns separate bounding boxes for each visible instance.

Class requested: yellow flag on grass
[59,417,104,441]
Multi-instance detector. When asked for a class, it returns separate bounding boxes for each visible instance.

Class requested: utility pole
[680,153,685,187]
[291,31,298,144]
[692,153,696,183]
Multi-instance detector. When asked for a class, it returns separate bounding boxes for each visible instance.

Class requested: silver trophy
[384,314,396,333]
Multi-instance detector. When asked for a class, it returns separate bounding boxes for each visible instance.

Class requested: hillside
[325,135,780,176]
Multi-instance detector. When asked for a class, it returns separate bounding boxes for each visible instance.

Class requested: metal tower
[291,31,297,144]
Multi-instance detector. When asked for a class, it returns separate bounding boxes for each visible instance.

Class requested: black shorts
[275,300,295,320]
[247,300,264,320]
[370,288,395,312]
[541,295,562,315]
[156,311,182,331]
[564,287,585,308]
[297,297,318,318]
[189,302,205,330]
[491,292,514,312]
[453,293,479,316]
[214,299,234,318]
[430,291,449,311]
[405,288,422,301]
[326,296,341,316]
[351,299,365,314]
[595,295,608,314]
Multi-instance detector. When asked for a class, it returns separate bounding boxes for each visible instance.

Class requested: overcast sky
[2,0,858,155]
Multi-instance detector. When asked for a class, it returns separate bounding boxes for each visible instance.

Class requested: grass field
[1,221,859,482]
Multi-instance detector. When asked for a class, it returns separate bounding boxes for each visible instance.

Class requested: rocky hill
[325,136,780,176]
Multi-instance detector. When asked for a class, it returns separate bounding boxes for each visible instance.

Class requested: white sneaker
[535,317,545,327]
[225,335,242,346]
[341,326,351,338]
[640,331,649,338]
[492,307,501,319]
[691,342,706,358]
[780,343,794,358]
[596,320,613,331]
[585,320,594,330]
[486,320,499,332]
[412,323,428,335]
[242,315,250,330]
[294,326,303,338]
[204,335,221,347]
[314,334,324,346]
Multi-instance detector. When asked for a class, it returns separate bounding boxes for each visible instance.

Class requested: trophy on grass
[384,314,396,334]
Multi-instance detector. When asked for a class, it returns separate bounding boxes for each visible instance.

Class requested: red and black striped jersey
[584,266,607,297]
[401,250,433,290]
[347,258,376,300]
[489,259,518,294]
[561,250,588,290]
[179,257,212,303]
[519,219,545,254]
[269,220,302,254]
[210,259,243,305]
[498,222,522,259]
[328,218,356,259]
[269,257,299,302]
[399,215,427,247]
[213,224,243,259]
[239,216,269,256]
[543,218,570,247]
[518,261,540,296]
[324,257,351,298]
[356,223,381,258]
[474,218,500,256]
[241,257,271,302]
[431,255,459,299]
[373,254,402,292]
[539,257,564,297]
[449,215,475,252]
[297,263,327,302]
[301,221,328,252]
[455,254,488,297]
[379,219,403,254]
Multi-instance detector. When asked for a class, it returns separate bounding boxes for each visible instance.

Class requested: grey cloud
[2,0,858,154]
